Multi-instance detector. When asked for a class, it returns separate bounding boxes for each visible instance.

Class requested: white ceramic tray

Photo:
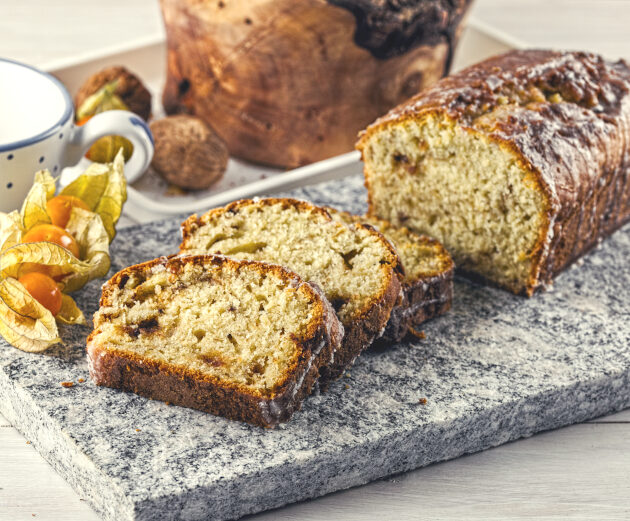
[48,18,525,225]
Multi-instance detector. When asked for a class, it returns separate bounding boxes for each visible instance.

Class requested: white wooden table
[1,1,630,519]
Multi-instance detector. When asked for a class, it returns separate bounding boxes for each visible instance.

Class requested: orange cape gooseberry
[22,224,80,259]
[18,272,62,316]
[46,195,90,228]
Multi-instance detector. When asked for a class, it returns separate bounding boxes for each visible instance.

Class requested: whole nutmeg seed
[75,66,152,121]
[150,115,229,190]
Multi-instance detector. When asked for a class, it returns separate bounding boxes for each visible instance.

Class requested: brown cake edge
[382,268,454,343]
[179,199,405,390]
[87,254,344,428]
[358,50,630,296]
[324,207,455,342]
[358,110,553,297]
[318,263,402,389]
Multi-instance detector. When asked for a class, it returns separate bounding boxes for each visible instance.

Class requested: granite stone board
[1,173,629,521]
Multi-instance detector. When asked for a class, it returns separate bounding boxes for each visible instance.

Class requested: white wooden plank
[587,409,630,423]
[1,0,164,68]
[0,426,99,521]
[1,419,629,521]
[471,0,630,59]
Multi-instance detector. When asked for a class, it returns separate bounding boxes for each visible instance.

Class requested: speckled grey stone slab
[1,173,630,521]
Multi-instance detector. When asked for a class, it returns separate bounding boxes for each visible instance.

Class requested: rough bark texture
[159,0,472,168]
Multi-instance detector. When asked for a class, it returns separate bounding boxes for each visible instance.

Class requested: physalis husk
[76,80,128,120]
[0,150,127,352]
[76,80,134,163]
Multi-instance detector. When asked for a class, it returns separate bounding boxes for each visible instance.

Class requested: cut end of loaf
[360,112,549,295]
[326,207,454,341]
[88,255,333,399]
[327,208,454,286]
[180,198,402,324]
[179,198,404,385]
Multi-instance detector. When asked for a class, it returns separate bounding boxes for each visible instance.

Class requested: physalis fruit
[0,150,127,352]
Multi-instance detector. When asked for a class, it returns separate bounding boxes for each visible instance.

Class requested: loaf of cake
[327,208,454,341]
[179,198,403,385]
[87,255,344,427]
[358,50,630,295]
[160,0,472,167]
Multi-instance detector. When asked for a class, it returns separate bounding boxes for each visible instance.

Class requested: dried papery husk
[56,294,87,326]
[0,211,24,253]
[60,150,127,241]
[0,150,127,352]
[76,80,128,120]
[0,277,60,352]
[63,207,110,292]
[20,170,55,230]
[76,80,135,163]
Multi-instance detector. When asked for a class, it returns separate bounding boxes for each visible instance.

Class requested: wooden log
[160,0,472,168]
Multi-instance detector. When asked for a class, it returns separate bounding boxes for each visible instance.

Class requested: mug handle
[64,110,154,183]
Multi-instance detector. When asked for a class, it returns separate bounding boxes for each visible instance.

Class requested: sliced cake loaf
[87,254,344,427]
[179,198,403,385]
[358,50,630,295]
[326,208,454,342]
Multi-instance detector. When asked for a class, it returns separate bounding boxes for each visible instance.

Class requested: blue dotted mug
[0,57,154,213]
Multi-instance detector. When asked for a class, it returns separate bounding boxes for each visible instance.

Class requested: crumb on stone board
[409,327,426,339]
[61,381,74,388]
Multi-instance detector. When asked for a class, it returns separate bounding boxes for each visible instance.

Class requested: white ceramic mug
[0,58,154,213]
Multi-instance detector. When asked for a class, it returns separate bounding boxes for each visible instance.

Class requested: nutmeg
[149,115,229,190]
[75,66,152,121]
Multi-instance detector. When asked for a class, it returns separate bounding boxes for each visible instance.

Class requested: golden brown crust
[361,216,454,342]
[317,270,401,388]
[179,198,404,387]
[359,50,630,295]
[383,272,452,343]
[318,220,402,383]
[88,254,344,428]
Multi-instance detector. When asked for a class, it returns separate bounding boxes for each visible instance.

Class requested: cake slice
[358,50,630,295]
[179,198,403,386]
[326,208,454,342]
[87,254,344,427]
